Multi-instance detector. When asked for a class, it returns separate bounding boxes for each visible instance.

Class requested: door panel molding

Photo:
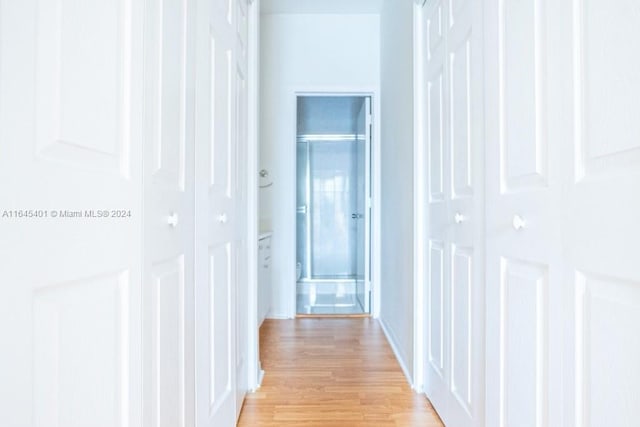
[499,258,548,427]
[498,0,547,193]
[34,0,134,177]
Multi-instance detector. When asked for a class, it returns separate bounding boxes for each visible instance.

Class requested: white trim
[372,88,382,320]
[412,1,427,393]
[246,0,261,392]
[287,85,381,320]
[266,313,290,320]
[379,318,414,389]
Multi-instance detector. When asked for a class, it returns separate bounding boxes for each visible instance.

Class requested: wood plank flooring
[238,318,444,426]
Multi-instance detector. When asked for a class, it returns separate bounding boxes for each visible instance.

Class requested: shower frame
[294,92,374,315]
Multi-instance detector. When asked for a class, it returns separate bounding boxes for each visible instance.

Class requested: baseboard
[378,317,414,389]
[257,369,265,389]
[266,313,290,320]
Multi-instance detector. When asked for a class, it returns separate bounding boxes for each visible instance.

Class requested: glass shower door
[296,137,365,314]
[309,139,358,278]
[297,139,359,277]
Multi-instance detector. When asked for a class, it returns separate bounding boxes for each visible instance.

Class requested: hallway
[238,318,443,426]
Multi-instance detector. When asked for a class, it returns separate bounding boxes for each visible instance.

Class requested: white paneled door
[485,1,640,426]
[0,1,252,426]
[484,0,564,424]
[421,0,484,425]
[195,0,249,425]
[0,1,144,426]
[142,1,196,427]
[566,2,640,424]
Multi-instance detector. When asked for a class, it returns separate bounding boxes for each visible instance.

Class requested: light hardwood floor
[238,318,444,426]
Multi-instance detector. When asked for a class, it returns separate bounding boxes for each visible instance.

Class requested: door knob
[217,213,228,224]
[167,212,179,227]
[454,212,465,224]
[512,214,526,230]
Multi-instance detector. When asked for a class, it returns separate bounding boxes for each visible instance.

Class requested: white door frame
[412,0,427,392]
[246,0,261,391]
[288,86,381,319]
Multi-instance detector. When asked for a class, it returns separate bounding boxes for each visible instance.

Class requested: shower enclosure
[296,96,371,315]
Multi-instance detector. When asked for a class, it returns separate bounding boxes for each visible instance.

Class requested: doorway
[295,95,372,315]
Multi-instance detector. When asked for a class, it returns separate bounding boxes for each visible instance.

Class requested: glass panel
[309,139,358,278]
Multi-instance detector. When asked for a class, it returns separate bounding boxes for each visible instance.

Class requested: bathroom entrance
[296,95,372,315]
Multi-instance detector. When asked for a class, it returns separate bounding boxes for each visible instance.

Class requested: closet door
[423,0,450,412]
[0,1,144,426]
[234,0,250,417]
[486,2,640,425]
[194,0,247,425]
[484,0,565,425]
[142,1,196,426]
[422,0,484,425]
[561,2,640,425]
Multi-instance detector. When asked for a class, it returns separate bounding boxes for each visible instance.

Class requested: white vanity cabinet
[257,233,272,326]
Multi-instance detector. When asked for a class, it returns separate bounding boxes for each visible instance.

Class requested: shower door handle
[351,213,363,219]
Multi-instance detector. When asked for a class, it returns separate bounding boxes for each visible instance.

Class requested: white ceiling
[261,0,384,15]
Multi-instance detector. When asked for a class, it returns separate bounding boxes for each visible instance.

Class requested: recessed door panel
[500,0,547,192]
[501,259,548,427]
[33,272,132,427]
[429,241,445,377]
[576,0,640,179]
[150,257,186,427]
[152,0,187,190]
[451,246,472,413]
[427,2,443,58]
[209,243,233,411]
[429,70,445,201]
[35,0,132,175]
[211,45,233,197]
[575,273,640,427]
[450,36,473,199]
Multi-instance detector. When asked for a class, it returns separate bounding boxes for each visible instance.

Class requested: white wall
[378,0,414,381]
[259,13,380,317]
